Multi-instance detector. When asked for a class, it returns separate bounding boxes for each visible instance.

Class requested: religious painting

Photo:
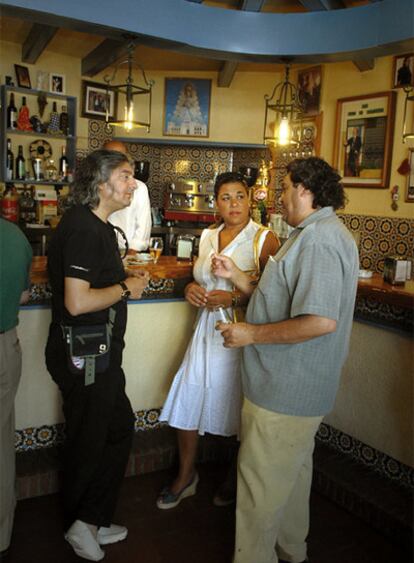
[333,92,396,188]
[50,73,65,94]
[81,80,117,121]
[14,64,31,89]
[393,54,414,89]
[297,66,322,116]
[163,78,211,137]
[406,149,414,202]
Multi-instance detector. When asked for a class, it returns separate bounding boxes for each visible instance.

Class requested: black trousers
[45,323,134,530]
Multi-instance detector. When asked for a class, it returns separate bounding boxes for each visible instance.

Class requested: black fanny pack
[61,307,116,386]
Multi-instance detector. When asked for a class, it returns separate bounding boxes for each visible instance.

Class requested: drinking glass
[149,237,163,264]
[214,306,233,329]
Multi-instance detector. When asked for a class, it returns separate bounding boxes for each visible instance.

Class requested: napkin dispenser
[383,256,411,285]
[176,234,195,261]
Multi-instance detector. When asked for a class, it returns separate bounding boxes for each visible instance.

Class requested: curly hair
[287,157,347,210]
[214,172,248,199]
[61,150,131,210]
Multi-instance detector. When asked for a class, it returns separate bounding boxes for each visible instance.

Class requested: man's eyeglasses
[113,225,129,260]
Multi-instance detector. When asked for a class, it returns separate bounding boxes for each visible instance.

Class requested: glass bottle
[59,105,69,135]
[7,93,17,129]
[48,101,60,133]
[6,139,14,181]
[45,158,58,181]
[59,146,68,180]
[17,96,32,131]
[15,145,26,180]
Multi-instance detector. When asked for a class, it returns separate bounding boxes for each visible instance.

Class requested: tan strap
[253,226,271,274]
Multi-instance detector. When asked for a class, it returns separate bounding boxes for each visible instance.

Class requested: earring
[213,211,222,224]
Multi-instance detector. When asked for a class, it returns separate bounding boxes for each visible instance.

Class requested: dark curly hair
[61,150,131,210]
[287,157,347,210]
[214,172,248,199]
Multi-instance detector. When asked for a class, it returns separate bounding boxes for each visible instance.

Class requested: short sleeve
[63,227,103,285]
[290,243,343,321]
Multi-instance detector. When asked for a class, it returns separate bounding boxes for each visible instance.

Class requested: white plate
[358,269,373,279]
[137,253,152,262]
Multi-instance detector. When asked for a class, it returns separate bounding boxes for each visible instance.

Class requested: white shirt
[109,179,152,252]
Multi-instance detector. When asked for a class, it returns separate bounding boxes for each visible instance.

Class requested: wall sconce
[402,86,414,143]
[263,64,303,147]
[104,42,154,132]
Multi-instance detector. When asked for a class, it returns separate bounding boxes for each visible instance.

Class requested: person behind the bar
[157,172,279,509]
[45,150,149,561]
[212,157,359,563]
[103,140,152,253]
[0,218,32,560]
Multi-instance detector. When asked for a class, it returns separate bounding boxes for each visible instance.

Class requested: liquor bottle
[1,184,19,223]
[17,96,32,131]
[15,145,26,180]
[7,93,17,129]
[59,105,69,135]
[46,158,58,181]
[59,146,68,180]
[48,101,60,133]
[6,139,14,181]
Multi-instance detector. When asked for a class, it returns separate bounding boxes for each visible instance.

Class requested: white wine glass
[149,237,163,264]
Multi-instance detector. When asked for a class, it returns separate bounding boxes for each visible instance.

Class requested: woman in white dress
[157,172,279,509]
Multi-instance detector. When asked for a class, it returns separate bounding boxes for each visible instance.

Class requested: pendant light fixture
[104,42,154,132]
[263,64,303,147]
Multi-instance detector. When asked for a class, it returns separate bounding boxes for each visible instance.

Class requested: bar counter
[30,256,414,310]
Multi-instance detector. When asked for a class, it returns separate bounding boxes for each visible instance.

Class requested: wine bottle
[6,139,14,181]
[59,146,68,180]
[60,105,69,135]
[15,145,26,180]
[48,101,60,133]
[7,93,17,129]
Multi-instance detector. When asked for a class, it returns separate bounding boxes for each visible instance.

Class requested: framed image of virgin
[163,78,211,137]
[333,92,396,188]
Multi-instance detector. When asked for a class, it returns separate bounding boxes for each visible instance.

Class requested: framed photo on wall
[297,66,322,116]
[406,149,414,202]
[163,78,211,137]
[14,64,31,89]
[81,80,117,121]
[50,73,65,94]
[333,92,396,188]
[393,53,414,89]
[291,113,323,156]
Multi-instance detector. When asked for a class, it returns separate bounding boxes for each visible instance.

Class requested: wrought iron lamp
[402,86,414,143]
[104,42,154,132]
[263,64,303,147]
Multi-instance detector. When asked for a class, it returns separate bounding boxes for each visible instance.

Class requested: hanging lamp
[104,42,154,132]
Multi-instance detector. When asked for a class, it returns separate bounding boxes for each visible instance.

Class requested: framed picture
[50,73,65,94]
[14,64,31,89]
[297,66,322,116]
[333,92,396,188]
[393,54,414,89]
[163,78,211,137]
[406,149,414,202]
[291,113,323,156]
[81,80,118,121]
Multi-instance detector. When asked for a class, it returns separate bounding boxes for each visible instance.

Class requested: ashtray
[358,269,373,279]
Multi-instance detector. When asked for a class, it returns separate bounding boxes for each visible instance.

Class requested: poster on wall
[333,92,396,188]
[297,66,322,116]
[163,78,211,137]
[407,149,414,202]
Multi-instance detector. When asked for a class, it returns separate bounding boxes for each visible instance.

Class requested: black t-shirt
[48,205,126,331]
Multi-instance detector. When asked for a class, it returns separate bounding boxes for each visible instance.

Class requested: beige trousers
[234,398,323,563]
[0,328,22,551]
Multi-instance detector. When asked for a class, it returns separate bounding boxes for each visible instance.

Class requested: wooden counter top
[30,255,193,285]
[30,258,414,309]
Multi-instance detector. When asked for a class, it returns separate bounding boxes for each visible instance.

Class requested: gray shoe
[65,520,105,561]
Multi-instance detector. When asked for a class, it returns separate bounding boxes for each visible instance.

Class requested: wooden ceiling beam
[22,24,58,63]
[353,58,375,71]
[297,0,345,10]
[81,38,130,77]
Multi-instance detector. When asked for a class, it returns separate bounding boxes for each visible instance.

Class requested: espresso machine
[164,179,216,224]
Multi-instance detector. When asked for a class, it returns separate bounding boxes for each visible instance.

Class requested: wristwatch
[119,281,131,301]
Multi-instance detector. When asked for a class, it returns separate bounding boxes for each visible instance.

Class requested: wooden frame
[81,80,117,121]
[393,53,414,89]
[50,73,65,94]
[333,92,396,188]
[297,66,322,116]
[163,77,211,137]
[406,149,414,202]
[14,64,31,89]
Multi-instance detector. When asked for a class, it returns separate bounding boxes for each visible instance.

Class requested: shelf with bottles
[0,84,76,184]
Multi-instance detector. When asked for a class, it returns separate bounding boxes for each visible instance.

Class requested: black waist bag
[62,308,115,386]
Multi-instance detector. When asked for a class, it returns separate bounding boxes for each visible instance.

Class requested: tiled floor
[8,463,413,563]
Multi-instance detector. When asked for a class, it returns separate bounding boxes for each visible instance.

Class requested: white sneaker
[64,520,105,561]
[97,524,128,545]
